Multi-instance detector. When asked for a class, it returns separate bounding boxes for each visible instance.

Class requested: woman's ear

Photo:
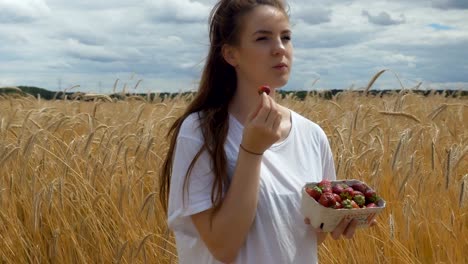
[222,44,238,67]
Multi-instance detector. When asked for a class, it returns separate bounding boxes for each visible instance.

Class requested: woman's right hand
[240,93,283,155]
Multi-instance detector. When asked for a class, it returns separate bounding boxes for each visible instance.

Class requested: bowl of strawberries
[301,179,386,232]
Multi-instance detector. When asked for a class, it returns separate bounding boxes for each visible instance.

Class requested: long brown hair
[159,0,288,218]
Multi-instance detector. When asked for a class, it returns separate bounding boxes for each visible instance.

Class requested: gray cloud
[64,39,144,64]
[374,42,468,83]
[433,0,468,9]
[58,31,108,46]
[362,10,406,26]
[292,6,332,25]
[145,0,211,23]
[293,27,371,49]
[0,0,50,23]
[46,0,136,10]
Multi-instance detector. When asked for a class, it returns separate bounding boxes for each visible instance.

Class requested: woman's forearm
[192,149,263,262]
[317,232,328,245]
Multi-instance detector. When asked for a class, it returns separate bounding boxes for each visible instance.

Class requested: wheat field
[0,90,466,263]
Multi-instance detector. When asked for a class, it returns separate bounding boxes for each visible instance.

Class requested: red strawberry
[258,85,271,95]
[318,192,336,208]
[332,184,346,195]
[333,193,342,203]
[364,188,380,203]
[305,186,322,201]
[340,186,355,200]
[351,182,367,193]
[321,186,332,193]
[353,190,364,197]
[317,179,332,189]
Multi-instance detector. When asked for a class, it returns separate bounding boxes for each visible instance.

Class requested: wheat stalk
[445,147,452,190]
[392,133,405,171]
[114,240,129,264]
[451,145,467,172]
[428,104,448,120]
[139,192,157,217]
[82,132,95,156]
[431,140,436,171]
[389,212,395,240]
[379,111,421,123]
[460,175,467,208]
[0,147,20,168]
[113,79,120,94]
[135,234,154,261]
[398,154,415,195]
[364,69,387,93]
[135,104,146,124]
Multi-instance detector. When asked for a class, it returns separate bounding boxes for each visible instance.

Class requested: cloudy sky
[0,0,467,93]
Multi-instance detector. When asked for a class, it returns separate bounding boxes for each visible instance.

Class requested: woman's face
[229,5,293,90]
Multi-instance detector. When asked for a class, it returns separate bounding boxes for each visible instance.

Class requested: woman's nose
[272,38,286,56]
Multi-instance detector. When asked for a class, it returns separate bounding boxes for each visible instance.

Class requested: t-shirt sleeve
[167,134,217,230]
[319,128,337,181]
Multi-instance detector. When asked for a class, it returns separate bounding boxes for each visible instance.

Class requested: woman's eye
[256,37,267,41]
[282,36,291,41]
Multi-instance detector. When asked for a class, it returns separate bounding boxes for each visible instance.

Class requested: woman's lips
[273,63,288,72]
[274,63,287,68]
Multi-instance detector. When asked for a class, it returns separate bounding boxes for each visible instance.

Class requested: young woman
[159,0,360,263]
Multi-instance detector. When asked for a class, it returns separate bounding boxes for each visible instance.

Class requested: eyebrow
[252,29,292,36]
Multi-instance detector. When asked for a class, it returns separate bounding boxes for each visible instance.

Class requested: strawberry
[258,85,271,95]
[340,186,355,200]
[332,193,342,203]
[364,188,380,204]
[353,190,364,197]
[351,182,367,193]
[321,186,332,193]
[318,192,336,208]
[351,200,360,209]
[305,186,322,201]
[317,179,332,190]
[332,184,346,195]
[353,194,366,207]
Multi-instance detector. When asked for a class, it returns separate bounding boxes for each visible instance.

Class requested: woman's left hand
[329,217,359,240]
[304,217,377,241]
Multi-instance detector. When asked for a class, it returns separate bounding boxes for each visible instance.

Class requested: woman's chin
[254,75,289,89]
[269,78,289,89]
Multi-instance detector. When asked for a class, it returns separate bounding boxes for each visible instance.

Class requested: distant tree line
[0,85,466,101]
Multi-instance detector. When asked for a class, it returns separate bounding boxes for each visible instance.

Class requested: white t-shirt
[167,110,336,264]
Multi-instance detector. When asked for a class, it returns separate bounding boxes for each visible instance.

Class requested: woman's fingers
[343,219,358,239]
[331,218,349,240]
[247,93,266,122]
[306,217,363,240]
[272,112,282,130]
[265,97,281,128]
[254,93,272,122]
[331,218,359,240]
[242,92,282,153]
